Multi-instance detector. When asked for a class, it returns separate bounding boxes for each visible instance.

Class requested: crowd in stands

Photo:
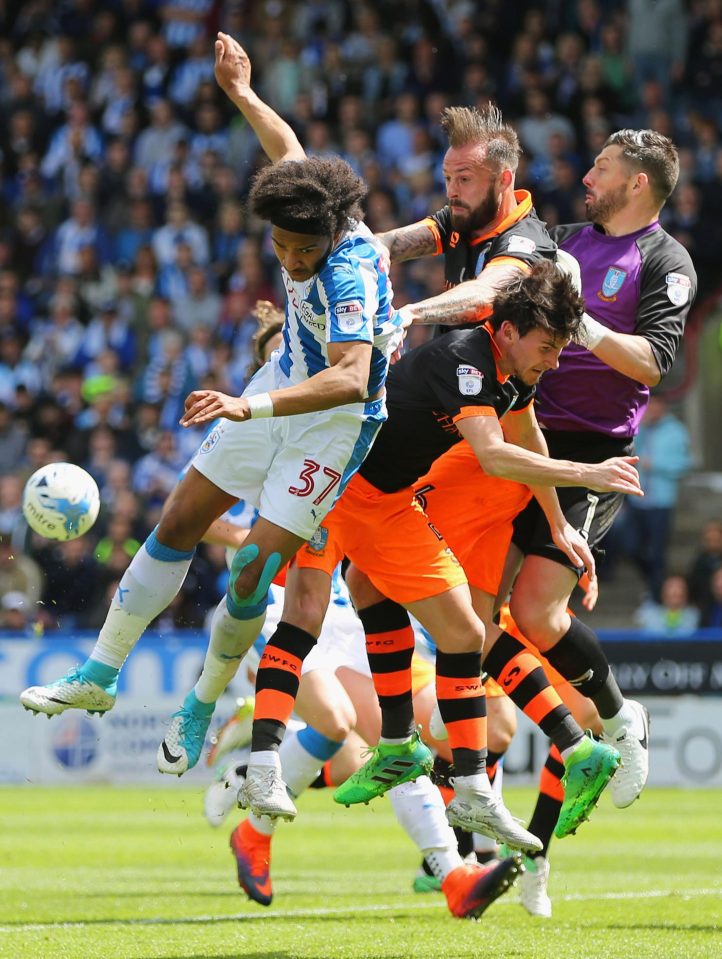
[1,0,721,633]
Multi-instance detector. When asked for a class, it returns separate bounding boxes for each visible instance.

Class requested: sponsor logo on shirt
[599,265,628,301]
[457,365,483,396]
[506,234,537,255]
[300,300,325,332]
[335,300,365,333]
[665,272,692,306]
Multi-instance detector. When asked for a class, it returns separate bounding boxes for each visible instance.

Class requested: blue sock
[80,659,119,690]
[297,725,344,761]
[184,689,215,716]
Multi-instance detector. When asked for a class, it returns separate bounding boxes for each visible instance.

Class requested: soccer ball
[22,463,100,541]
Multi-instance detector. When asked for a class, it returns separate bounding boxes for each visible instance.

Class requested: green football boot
[554,734,621,838]
[333,730,433,806]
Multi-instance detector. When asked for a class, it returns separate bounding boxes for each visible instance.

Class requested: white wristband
[576,312,607,351]
[247,392,274,418]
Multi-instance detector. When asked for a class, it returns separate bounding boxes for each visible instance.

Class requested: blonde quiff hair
[440,104,521,173]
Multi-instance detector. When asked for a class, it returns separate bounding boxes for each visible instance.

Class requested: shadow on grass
[2,909,421,928]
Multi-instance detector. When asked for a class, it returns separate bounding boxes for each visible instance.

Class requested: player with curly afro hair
[250,156,366,242]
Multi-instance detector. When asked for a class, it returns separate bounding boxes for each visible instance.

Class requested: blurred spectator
[517,88,576,163]
[40,100,102,190]
[626,0,688,98]
[36,537,101,629]
[161,1,213,52]
[0,474,26,546]
[618,395,692,601]
[152,200,209,267]
[687,520,722,617]
[0,531,44,606]
[0,402,26,473]
[50,197,111,277]
[0,590,36,635]
[75,301,137,374]
[135,98,187,172]
[636,574,700,636]
[132,429,185,506]
[0,332,43,406]
[701,567,722,628]
[24,293,85,381]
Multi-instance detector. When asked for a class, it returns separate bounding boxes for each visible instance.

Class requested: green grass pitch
[0,785,719,959]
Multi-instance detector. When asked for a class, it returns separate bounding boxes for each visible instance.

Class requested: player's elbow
[478,448,506,478]
[641,366,662,389]
[340,372,367,404]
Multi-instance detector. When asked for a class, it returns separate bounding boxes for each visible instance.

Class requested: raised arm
[214,31,305,163]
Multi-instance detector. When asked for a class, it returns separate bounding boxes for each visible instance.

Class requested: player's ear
[632,171,649,195]
[499,319,516,343]
[498,169,514,190]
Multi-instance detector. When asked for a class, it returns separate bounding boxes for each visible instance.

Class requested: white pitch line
[1,887,720,932]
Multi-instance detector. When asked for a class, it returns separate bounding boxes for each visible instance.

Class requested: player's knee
[345,563,385,608]
[438,615,485,654]
[508,593,552,644]
[283,580,328,636]
[232,564,263,600]
[311,707,354,742]
[156,497,206,549]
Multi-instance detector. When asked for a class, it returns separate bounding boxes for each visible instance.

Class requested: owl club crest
[600,266,627,299]
[308,525,329,553]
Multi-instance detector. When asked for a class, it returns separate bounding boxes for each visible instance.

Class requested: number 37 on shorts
[288,458,342,506]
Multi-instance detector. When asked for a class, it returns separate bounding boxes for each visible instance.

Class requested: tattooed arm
[376,223,439,263]
[406,261,527,326]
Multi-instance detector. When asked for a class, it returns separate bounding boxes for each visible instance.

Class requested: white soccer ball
[22,463,100,542]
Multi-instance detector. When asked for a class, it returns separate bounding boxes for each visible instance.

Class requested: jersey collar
[483,320,509,383]
[469,191,534,247]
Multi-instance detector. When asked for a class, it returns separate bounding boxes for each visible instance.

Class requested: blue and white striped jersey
[275,220,402,395]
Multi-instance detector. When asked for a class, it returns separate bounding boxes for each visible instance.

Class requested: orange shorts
[296,473,467,605]
[414,442,532,595]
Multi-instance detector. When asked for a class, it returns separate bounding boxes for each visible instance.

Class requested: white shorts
[246,586,371,679]
[191,360,385,540]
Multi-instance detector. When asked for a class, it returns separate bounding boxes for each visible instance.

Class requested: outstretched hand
[551,522,596,580]
[214,31,252,99]
[180,390,250,427]
[587,455,643,496]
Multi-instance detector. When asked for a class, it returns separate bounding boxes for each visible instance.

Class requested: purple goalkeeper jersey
[536,221,696,438]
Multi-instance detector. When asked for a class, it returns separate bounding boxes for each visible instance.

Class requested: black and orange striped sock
[435,650,487,777]
[251,622,317,752]
[483,632,581,754]
[527,744,565,857]
[359,600,416,740]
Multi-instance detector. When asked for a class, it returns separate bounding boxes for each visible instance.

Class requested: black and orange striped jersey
[359,323,534,494]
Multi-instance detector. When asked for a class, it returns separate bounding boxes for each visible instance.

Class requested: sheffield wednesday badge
[601,266,627,298]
